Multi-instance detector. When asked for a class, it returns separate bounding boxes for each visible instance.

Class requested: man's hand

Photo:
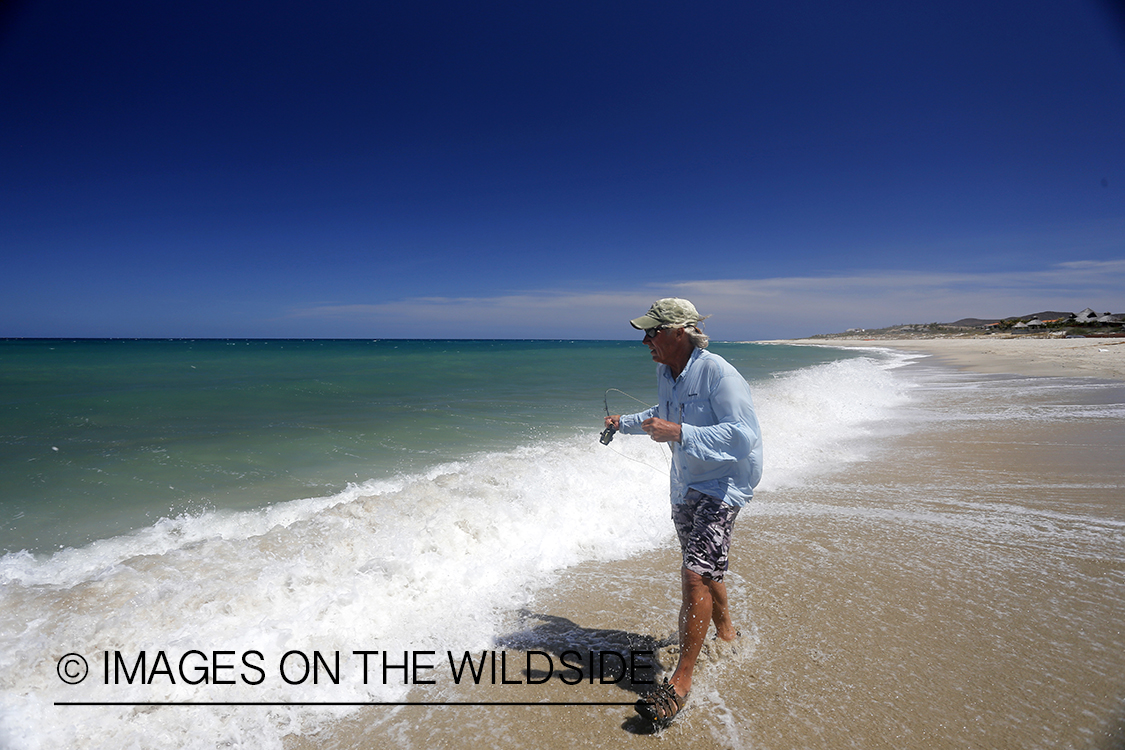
[605,415,621,430]
[642,417,681,443]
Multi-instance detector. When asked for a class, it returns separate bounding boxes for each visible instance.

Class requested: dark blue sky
[2,0,1123,339]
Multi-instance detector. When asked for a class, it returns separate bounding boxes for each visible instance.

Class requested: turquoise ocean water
[0,339,856,553]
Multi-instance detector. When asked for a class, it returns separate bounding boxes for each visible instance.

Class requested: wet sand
[287,348,1125,750]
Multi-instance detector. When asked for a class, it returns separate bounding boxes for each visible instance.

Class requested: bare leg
[709,576,738,641]
[668,567,736,698]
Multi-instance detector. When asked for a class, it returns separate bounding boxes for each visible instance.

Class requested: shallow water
[2,339,888,749]
[293,361,1125,750]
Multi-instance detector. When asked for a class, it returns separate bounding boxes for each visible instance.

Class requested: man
[604,298,763,726]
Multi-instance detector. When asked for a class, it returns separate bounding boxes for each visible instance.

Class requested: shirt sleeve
[619,406,657,434]
[678,374,758,461]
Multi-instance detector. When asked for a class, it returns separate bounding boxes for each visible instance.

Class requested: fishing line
[600,388,671,475]
[604,387,652,412]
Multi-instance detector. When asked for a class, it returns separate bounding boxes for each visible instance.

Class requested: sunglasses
[643,326,667,339]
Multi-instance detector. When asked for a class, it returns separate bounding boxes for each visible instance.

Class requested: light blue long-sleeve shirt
[619,348,763,507]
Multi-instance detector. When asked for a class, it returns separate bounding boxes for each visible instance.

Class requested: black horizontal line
[55,701,636,707]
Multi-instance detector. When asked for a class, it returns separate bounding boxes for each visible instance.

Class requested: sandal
[634,677,689,725]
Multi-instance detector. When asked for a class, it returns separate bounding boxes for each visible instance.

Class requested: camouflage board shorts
[672,488,740,581]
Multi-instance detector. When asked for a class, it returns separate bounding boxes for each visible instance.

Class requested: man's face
[644,326,682,366]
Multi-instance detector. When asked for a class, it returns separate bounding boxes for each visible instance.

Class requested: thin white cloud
[289,261,1125,338]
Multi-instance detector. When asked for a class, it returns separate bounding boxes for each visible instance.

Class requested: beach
[776,335,1125,381]
[2,338,1123,749]
[289,336,1125,750]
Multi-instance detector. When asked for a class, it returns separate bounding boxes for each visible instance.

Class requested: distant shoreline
[757,335,1125,381]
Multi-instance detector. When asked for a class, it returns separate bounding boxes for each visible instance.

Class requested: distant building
[1072,308,1124,327]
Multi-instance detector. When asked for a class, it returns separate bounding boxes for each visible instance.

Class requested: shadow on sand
[494,610,679,735]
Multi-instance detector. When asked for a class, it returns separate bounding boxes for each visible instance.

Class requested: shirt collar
[661,347,704,383]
